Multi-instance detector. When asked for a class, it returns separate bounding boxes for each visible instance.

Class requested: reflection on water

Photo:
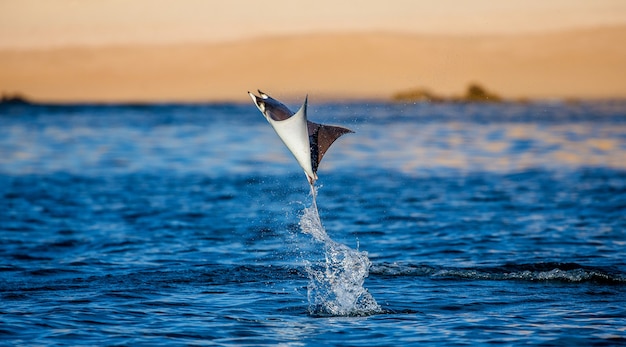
[340,121,626,174]
[1,102,625,177]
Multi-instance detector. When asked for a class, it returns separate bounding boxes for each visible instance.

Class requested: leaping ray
[249,90,353,184]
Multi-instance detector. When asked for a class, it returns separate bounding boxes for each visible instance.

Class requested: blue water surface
[1,100,626,346]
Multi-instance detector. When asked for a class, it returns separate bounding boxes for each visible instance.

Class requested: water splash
[299,185,381,316]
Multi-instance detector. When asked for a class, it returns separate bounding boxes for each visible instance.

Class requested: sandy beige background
[1,26,624,103]
[1,0,625,103]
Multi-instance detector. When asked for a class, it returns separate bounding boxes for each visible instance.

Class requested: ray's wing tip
[339,126,355,134]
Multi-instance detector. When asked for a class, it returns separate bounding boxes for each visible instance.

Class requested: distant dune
[0,26,624,103]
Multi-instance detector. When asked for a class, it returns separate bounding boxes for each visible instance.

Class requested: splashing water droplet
[300,184,381,316]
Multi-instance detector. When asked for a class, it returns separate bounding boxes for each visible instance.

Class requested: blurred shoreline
[1,26,624,104]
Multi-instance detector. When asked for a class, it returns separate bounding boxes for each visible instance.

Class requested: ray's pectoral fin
[308,121,354,174]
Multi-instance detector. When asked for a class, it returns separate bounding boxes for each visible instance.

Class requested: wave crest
[370,262,626,284]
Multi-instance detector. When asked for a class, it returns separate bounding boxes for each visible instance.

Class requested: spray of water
[299,184,381,316]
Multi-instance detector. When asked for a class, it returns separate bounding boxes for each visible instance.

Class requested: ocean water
[1,100,625,346]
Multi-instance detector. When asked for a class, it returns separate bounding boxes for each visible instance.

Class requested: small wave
[371,262,626,284]
[28,268,84,277]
